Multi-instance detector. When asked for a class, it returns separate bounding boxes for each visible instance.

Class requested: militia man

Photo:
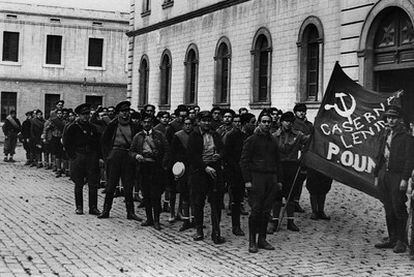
[98,101,142,221]
[240,113,282,253]
[63,103,100,215]
[374,105,414,253]
[188,111,225,244]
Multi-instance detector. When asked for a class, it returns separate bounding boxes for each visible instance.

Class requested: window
[184,44,199,105]
[162,0,173,9]
[297,17,324,102]
[159,50,172,107]
[46,35,62,65]
[50,18,61,23]
[139,56,149,107]
[305,25,319,100]
[1,92,17,121]
[214,37,231,106]
[92,22,103,27]
[251,28,272,105]
[142,0,151,16]
[2,31,19,62]
[88,38,104,67]
[86,95,103,110]
[44,94,60,119]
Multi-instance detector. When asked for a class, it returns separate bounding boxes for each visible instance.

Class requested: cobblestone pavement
[1,146,414,276]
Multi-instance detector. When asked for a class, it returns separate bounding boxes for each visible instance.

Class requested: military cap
[384,105,402,118]
[74,103,91,115]
[280,111,296,122]
[115,101,131,113]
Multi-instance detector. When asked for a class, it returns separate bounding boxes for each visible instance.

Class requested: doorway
[376,69,414,123]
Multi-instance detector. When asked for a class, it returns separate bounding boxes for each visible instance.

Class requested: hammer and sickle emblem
[324,92,356,124]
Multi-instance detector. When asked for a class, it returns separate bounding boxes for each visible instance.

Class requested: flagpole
[276,164,302,232]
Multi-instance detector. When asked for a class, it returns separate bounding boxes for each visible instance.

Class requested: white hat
[172,162,185,179]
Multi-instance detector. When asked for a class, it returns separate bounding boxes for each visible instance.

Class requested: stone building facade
[0,1,129,121]
[127,0,414,121]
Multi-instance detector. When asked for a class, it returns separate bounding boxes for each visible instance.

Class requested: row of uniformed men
[62,101,332,252]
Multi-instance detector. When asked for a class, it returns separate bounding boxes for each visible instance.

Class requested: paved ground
[0,146,414,276]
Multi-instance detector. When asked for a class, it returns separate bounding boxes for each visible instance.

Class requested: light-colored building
[0,1,129,121]
[127,0,414,121]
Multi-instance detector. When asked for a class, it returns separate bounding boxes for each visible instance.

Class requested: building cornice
[126,0,252,37]
[0,77,127,88]
[0,10,128,24]
[0,19,128,33]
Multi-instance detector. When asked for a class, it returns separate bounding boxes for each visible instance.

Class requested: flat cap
[74,103,91,115]
[280,111,296,122]
[197,110,212,120]
[294,103,307,112]
[115,101,131,113]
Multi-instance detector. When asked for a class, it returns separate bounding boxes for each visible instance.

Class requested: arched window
[297,17,324,102]
[214,37,231,106]
[159,50,171,108]
[139,56,149,107]
[251,28,272,106]
[184,44,199,105]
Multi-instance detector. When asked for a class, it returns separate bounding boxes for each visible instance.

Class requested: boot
[317,195,330,220]
[153,209,162,230]
[75,206,83,215]
[127,213,143,221]
[375,239,396,249]
[193,226,204,241]
[231,203,245,236]
[89,207,100,215]
[126,201,143,221]
[97,196,112,218]
[257,217,274,250]
[211,204,225,244]
[141,203,154,226]
[88,184,98,213]
[310,195,319,220]
[287,219,299,232]
[97,209,110,219]
[75,185,83,214]
[286,202,299,231]
[248,218,258,253]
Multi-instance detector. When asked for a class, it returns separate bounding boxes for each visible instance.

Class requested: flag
[302,62,402,198]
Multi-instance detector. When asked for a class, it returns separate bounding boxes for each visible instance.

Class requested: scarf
[6,115,19,129]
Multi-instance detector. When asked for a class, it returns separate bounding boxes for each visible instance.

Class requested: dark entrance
[376,69,414,123]
[85,95,102,110]
[44,93,60,119]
